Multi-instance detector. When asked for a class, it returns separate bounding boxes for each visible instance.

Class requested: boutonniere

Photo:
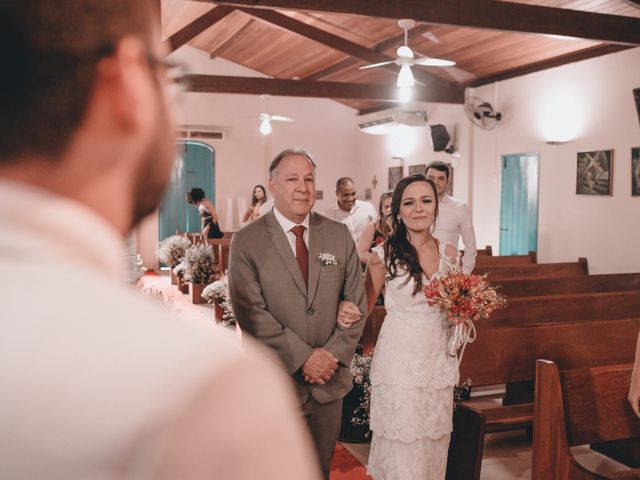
[318,253,338,267]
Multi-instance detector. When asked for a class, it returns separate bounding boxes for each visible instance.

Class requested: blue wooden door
[499,153,539,255]
[158,141,215,241]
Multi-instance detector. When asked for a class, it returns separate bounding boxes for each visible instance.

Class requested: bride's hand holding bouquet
[424,270,507,361]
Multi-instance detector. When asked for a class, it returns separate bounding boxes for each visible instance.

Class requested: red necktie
[290,225,308,286]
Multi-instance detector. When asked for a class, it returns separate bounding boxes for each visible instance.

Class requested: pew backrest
[475,258,589,279]
[498,273,640,298]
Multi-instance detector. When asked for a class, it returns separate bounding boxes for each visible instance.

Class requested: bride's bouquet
[424,270,507,361]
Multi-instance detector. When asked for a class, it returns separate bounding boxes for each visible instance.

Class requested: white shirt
[0,180,320,480]
[273,206,310,256]
[324,199,377,244]
[259,198,274,216]
[432,195,477,274]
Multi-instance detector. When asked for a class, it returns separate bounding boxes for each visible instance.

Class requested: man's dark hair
[425,161,451,180]
[269,148,316,178]
[0,1,156,164]
[336,177,354,192]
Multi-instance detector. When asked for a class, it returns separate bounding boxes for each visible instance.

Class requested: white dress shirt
[0,180,320,480]
[432,194,477,274]
[324,199,377,244]
[273,206,310,255]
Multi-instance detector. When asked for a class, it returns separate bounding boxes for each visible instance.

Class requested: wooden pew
[532,360,640,479]
[206,237,232,274]
[498,273,640,298]
[475,251,536,268]
[475,245,493,256]
[446,318,640,480]
[475,258,589,280]
[488,291,640,327]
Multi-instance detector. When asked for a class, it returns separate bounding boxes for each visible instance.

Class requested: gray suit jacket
[228,210,366,404]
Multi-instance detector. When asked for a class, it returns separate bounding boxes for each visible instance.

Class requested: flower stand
[189,283,206,304]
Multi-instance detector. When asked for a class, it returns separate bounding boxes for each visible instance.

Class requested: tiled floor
[343,425,630,479]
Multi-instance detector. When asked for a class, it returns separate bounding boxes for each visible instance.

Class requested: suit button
[307,307,315,316]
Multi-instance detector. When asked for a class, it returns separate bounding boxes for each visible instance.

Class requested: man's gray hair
[269,147,316,178]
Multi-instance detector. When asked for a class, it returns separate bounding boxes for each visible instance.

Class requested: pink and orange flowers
[424,271,507,325]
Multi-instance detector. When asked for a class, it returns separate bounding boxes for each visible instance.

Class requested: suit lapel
[307,212,324,305]
[265,211,307,297]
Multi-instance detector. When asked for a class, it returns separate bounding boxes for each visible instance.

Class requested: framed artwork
[633,148,640,196]
[634,88,640,126]
[364,187,372,200]
[408,164,426,175]
[388,166,403,190]
[315,190,323,200]
[576,150,613,196]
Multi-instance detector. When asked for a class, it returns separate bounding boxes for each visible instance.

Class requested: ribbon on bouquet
[447,319,477,364]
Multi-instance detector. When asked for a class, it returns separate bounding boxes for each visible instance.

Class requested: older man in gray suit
[229,148,366,479]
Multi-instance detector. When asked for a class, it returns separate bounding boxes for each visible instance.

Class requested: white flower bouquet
[155,235,191,268]
[202,276,235,326]
[183,244,215,284]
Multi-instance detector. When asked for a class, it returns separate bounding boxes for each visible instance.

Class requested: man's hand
[302,348,338,385]
[336,300,362,328]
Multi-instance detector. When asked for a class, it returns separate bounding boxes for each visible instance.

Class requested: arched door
[158,141,215,241]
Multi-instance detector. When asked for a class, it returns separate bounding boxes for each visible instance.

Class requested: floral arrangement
[155,235,191,268]
[349,347,373,429]
[183,244,215,284]
[202,276,236,326]
[172,260,186,279]
[318,253,338,267]
[424,270,507,359]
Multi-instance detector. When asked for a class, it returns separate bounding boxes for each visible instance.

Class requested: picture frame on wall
[408,164,426,176]
[634,88,640,126]
[576,150,613,196]
[632,147,640,196]
[388,166,403,190]
[446,166,454,196]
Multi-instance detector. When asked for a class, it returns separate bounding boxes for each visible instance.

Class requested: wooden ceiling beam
[208,0,640,45]
[163,5,235,53]
[236,6,462,99]
[208,17,256,58]
[304,23,433,81]
[623,0,640,9]
[184,74,464,103]
[469,44,632,87]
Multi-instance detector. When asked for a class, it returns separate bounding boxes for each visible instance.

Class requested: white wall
[137,45,358,267]
[470,47,640,273]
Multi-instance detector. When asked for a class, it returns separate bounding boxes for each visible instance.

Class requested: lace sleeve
[372,244,385,263]
[439,242,461,271]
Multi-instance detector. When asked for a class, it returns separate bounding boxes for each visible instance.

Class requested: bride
[365,174,460,479]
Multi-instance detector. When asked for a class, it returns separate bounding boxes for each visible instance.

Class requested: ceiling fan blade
[359,61,395,70]
[397,65,415,87]
[415,57,456,67]
[270,115,294,122]
[259,113,270,120]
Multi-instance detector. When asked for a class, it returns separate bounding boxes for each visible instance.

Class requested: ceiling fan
[258,112,293,135]
[358,19,456,87]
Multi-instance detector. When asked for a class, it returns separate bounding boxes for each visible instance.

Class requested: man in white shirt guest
[425,161,478,274]
[0,2,320,479]
[324,177,378,244]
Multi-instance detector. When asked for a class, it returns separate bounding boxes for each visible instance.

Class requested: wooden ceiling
[161,0,640,111]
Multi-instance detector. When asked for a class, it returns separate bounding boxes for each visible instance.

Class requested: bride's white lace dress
[367,243,460,480]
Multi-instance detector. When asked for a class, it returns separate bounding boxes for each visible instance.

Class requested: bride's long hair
[384,174,439,295]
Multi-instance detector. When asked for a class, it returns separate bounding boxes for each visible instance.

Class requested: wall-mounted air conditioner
[356,108,428,135]
[176,125,226,141]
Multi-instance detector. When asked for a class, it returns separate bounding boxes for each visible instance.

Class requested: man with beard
[0,2,320,479]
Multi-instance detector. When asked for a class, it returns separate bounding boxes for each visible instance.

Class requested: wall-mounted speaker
[430,124,450,152]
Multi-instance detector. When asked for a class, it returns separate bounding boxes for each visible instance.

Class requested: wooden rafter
[208,0,640,45]
[623,0,640,9]
[184,74,464,103]
[236,7,462,100]
[469,44,632,87]
[163,5,235,53]
[303,23,433,81]
[209,17,256,58]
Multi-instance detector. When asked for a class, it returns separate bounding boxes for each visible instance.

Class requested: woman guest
[364,174,460,479]
[243,185,268,223]
[187,187,224,239]
[356,191,393,264]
